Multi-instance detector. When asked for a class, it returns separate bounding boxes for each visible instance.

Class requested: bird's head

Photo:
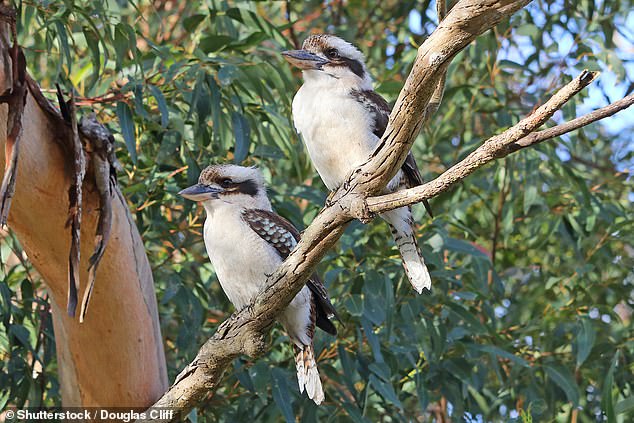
[179,164,271,211]
[282,34,372,89]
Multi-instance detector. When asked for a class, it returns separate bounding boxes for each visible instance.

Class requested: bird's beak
[178,184,223,201]
[282,50,329,70]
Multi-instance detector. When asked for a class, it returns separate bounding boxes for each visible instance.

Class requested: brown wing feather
[241,209,339,335]
[401,153,433,218]
[351,89,433,218]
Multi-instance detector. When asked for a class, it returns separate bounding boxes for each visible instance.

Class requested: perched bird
[282,34,433,293]
[179,164,338,404]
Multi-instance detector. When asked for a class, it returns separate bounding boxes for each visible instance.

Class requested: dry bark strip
[0,5,119,321]
[141,0,534,420]
[0,7,25,228]
[78,114,121,322]
[56,87,86,318]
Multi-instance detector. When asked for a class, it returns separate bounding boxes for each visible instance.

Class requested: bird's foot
[324,191,336,207]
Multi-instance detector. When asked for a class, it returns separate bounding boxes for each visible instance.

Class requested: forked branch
[140,0,632,420]
[363,70,632,215]
[142,0,533,420]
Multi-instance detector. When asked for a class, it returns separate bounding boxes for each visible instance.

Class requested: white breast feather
[203,202,313,344]
[293,80,380,190]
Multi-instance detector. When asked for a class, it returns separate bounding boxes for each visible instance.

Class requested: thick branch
[422,0,449,122]
[337,0,532,198]
[143,0,531,420]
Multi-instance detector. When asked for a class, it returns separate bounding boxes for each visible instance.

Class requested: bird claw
[324,191,336,207]
[237,304,253,314]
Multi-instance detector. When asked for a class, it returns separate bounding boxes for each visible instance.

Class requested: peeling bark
[0,18,168,407]
[0,8,25,228]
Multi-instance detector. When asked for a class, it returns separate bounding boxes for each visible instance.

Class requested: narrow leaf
[55,21,72,72]
[183,14,206,32]
[149,85,169,128]
[369,374,402,409]
[544,365,579,405]
[82,27,101,93]
[271,368,294,423]
[576,318,596,367]
[199,35,234,53]
[602,351,620,422]
[232,112,250,163]
[116,102,137,164]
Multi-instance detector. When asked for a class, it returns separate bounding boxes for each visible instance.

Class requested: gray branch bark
[143,1,631,420]
[143,0,535,420]
[365,79,633,214]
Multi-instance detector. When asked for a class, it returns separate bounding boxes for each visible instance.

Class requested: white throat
[302,69,373,92]
[202,192,272,215]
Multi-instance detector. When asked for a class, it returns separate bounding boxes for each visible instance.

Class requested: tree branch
[337,0,532,200]
[500,92,634,153]
[141,1,544,420]
[422,0,449,123]
[365,76,633,214]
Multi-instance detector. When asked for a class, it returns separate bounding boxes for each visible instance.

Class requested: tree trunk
[0,24,167,407]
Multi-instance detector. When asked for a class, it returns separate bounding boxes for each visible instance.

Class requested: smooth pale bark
[0,25,167,407]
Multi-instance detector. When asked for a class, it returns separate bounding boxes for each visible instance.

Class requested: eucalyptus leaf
[271,368,295,423]
[232,112,250,163]
[116,101,137,164]
[576,318,596,367]
[544,365,579,406]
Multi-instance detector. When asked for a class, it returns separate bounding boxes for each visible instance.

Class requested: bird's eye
[326,48,339,59]
[219,179,233,188]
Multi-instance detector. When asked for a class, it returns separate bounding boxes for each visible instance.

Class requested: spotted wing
[351,89,433,217]
[241,209,339,335]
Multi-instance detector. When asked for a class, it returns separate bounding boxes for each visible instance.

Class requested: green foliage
[0,234,57,409]
[1,0,633,421]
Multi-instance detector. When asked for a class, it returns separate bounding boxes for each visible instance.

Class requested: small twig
[500,92,634,154]
[365,70,602,215]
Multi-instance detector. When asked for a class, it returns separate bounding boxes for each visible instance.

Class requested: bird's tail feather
[382,206,432,293]
[294,344,324,405]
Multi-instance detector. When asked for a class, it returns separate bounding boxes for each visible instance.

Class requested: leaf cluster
[1,0,632,421]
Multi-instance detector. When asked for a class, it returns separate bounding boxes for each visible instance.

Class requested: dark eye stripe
[343,57,364,78]
[237,179,258,196]
[221,178,258,196]
[330,57,365,78]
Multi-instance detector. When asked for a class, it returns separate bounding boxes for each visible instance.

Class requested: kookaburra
[282,34,433,293]
[179,164,338,405]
